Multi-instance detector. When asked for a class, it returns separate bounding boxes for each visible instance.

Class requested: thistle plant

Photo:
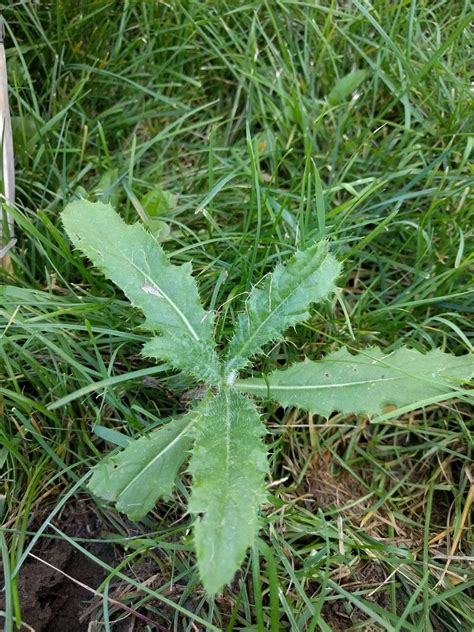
[61,200,473,595]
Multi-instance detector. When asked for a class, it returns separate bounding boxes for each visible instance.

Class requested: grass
[1,1,473,630]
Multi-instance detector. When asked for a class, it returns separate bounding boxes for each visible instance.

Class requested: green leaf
[62,201,210,338]
[224,241,341,374]
[253,129,276,158]
[188,390,267,594]
[236,347,474,417]
[93,168,120,206]
[11,115,37,158]
[328,69,368,105]
[142,336,221,383]
[88,414,196,520]
[92,424,131,448]
[145,218,171,241]
[141,187,177,217]
[61,201,221,381]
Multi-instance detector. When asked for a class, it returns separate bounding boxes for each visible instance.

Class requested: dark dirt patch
[1,500,116,632]
[2,500,195,631]
[314,561,393,631]
[320,599,384,631]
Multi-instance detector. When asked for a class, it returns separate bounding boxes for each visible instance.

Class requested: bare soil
[1,501,116,632]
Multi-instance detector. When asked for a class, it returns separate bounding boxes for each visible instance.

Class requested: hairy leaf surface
[62,201,220,381]
[88,414,196,520]
[142,336,221,383]
[236,347,474,417]
[188,390,267,594]
[225,241,340,374]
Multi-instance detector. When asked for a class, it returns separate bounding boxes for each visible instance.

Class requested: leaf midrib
[236,376,403,391]
[116,416,196,500]
[226,249,328,371]
[222,389,232,525]
[124,250,201,342]
[200,391,233,569]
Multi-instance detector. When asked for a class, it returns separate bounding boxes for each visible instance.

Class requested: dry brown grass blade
[436,466,474,587]
[0,16,16,269]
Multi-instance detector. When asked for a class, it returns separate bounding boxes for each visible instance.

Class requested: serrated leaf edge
[88,412,198,503]
[225,242,340,374]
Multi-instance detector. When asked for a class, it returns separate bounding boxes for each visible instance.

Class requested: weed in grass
[1,1,473,629]
[60,199,473,596]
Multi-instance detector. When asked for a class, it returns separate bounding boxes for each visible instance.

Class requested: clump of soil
[1,501,116,632]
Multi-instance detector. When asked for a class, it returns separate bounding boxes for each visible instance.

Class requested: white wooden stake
[0,17,16,261]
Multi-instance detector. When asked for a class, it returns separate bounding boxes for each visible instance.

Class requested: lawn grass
[1,1,473,630]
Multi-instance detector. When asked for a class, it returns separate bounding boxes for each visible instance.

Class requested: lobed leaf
[188,389,267,594]
[236,347,474,418]
[142,336,222,384]
[224,241,340,374]
[88,414,196,520]
[61,201,221,381]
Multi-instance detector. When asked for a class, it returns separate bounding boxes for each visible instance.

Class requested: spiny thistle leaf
[236,347,474,418]
[142,336,221,384]
[188,389,267,594]
[224,241,340,374]
[88,414,197,520]
[61,197,472,599]
[61,201,221,381]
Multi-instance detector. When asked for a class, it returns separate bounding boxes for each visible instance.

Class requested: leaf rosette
[61,200,473,594]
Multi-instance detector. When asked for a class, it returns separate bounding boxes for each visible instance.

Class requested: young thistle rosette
[61,200,474,594]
